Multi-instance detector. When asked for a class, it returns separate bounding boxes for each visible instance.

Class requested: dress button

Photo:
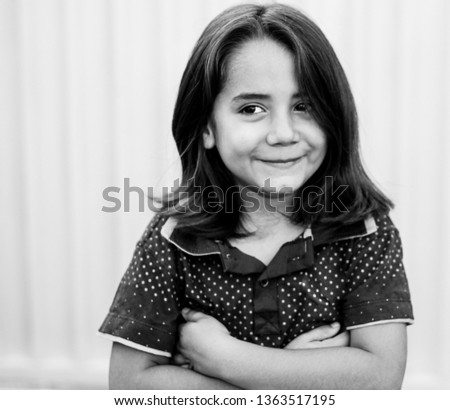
[260,279,269,288]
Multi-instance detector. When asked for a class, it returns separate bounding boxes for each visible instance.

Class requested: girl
[99,3,414,389]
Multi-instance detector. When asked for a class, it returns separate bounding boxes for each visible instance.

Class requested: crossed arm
[109,309,407,389]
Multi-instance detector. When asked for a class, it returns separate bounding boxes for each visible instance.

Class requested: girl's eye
[294,102,311,113]
[239,105,265,115]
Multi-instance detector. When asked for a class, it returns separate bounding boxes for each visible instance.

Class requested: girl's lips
[258,156,304,166]
[262,157,302,163]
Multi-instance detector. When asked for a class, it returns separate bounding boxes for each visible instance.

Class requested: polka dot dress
[99,213,413,356]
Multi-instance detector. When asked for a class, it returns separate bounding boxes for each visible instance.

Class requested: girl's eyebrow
[231,92,306,103]
[232,93,270,103]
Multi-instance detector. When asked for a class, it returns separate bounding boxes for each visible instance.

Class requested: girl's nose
[266,114,298,145]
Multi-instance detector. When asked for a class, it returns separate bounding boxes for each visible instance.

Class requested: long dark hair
[155,3,393,238]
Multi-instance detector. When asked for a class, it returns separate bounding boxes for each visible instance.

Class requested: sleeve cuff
[343,299,414,329]
[98,312,176,357]
[97,331,172,357]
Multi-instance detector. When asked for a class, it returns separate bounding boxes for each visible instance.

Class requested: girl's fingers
[181,307,207,322]
[172,352,190,366]
[298,322,341,342]
[319,331,350,348]
[284,323,342,349]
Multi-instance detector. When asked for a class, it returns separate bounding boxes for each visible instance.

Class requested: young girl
[99,3,414,389]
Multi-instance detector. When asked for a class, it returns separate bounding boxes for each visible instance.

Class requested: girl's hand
[177,308,232,376]
[284,323,350,350]
[171,350,191,368]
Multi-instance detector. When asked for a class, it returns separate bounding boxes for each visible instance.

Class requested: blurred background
[0,0,449,389]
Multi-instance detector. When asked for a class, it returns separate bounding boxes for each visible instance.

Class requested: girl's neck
[229,187,305,265]
[237,186,299,238]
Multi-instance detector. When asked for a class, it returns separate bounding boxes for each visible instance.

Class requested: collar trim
[161,215,378,256]
[311,215,378,247]
[161,217,221,257]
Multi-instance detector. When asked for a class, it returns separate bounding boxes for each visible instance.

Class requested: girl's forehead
[222,38,299,94]
[227,38,292,71]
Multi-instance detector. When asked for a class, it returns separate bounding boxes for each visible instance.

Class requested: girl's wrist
[213,335,245,382]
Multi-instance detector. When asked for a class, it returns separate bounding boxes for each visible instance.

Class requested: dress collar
[161,214,377,257]
[311,215,377,247]
[161,215,377,278]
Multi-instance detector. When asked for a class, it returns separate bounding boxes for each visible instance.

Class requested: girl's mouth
[259,156,304,168]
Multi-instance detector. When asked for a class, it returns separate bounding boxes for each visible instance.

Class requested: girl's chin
[258,179,302,196]
[260,186,296,195]
[236,178,304,196]
[255,186,298,201]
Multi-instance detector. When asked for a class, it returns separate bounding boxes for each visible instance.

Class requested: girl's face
[203,38,327,195]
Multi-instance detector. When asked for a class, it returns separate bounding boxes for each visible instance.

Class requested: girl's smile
[203,38,327,195]
[258,155,305,168]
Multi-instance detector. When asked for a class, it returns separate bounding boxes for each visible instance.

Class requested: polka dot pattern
[99,213,413,355]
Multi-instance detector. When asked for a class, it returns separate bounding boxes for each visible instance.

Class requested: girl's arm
[109,342,239,389]
[179,309,407,390]
[109,320,349,389]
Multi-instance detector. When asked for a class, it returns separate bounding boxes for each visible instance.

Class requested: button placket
[260,279,269,288]
[253,277,280,335]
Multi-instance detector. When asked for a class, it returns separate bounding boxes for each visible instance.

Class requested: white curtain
[0,0,449,388]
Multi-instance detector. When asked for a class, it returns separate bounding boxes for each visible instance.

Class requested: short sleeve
[98,216,183,357]
[342,215,414,329]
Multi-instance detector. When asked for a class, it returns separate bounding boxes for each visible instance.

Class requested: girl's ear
[202,124,215,149]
